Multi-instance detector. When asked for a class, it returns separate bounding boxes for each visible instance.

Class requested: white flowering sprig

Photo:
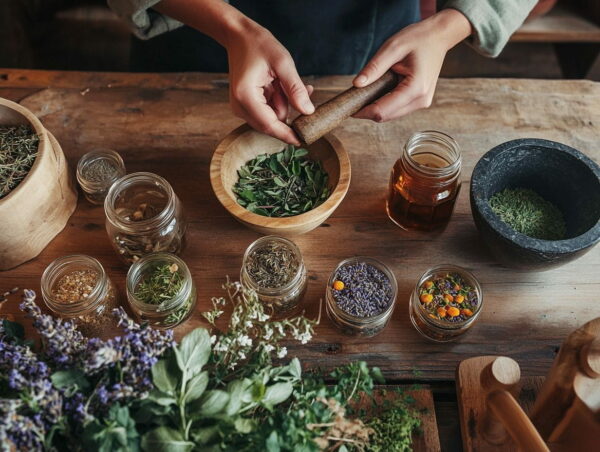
[201,279,319,382]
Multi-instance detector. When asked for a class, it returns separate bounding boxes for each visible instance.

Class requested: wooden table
[1,69,599,449]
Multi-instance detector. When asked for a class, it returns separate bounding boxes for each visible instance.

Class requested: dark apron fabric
[131,0,419,75]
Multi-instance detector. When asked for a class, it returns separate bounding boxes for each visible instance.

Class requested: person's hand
[154,0,313,144]
[226,21,314,145]
[353,9,472,122]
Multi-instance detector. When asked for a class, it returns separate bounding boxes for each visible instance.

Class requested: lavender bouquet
[0,289,173,451]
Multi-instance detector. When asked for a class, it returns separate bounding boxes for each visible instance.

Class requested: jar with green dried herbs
[126,253,196,329]
[105,172,187,265]
[241,236,307,315]
[41,255,119,337]
[76,148,126,204]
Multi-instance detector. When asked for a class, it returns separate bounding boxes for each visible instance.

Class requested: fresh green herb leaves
[489,187,567,240]
[233,145,331,217]
[83,404,140,452]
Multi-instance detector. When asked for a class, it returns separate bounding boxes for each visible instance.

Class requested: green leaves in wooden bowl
[233,145,331,217]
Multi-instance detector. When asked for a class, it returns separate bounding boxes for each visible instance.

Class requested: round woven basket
[0,97,77,270]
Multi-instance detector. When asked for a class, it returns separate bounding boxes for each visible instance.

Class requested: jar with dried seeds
[241,236,307,315]
[104,172,187,265]
[41,255,119,337]
[76,149,126,204]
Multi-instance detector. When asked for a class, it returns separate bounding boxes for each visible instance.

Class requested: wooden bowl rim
[0,97,49,205]
[210,124,351,227]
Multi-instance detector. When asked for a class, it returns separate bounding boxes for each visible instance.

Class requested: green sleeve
[440,0,537,57]
[106,0,184,39]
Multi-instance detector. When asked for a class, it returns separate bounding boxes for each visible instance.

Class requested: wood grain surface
[0,69,599,384]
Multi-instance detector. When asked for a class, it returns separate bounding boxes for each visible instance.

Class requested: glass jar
[126,253,196,329]
[105,172,187,265]
[76,149,126,205]
[326,257,398,337]
[41,255,119,337]
[240,236,308,316]
[386,131,461,231]
[409,264,483,342]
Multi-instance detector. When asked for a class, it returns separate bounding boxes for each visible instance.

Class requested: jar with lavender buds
[126,253,196,329]
[41,255,119,337]
[241,236,308,316]
[76,149,126,204]
[326,257,398,337]
[410,265,483,342]
[105,172,187,265]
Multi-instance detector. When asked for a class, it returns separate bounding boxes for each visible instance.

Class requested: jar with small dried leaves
[241,236,307,316]
[104,172,187,265]
[41,255,119,337]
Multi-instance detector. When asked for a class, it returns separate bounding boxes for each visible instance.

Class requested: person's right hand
[225,21,314,145]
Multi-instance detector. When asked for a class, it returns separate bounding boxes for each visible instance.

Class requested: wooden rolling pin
[292,71,400,145]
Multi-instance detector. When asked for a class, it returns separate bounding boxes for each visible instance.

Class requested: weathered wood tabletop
[0,69,599,386]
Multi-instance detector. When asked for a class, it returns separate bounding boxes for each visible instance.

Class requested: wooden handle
[487,390,549,452]
[291,71,400,145]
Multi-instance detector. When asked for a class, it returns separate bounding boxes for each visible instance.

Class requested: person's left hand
[353,9,472,122]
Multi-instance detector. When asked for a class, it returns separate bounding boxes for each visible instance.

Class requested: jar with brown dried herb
[104,172,187,265]
[41,255,119,337]
[241,236,307,316]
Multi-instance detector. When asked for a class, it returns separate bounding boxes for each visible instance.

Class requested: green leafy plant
[1,283,422,452]
[233,146,331,217]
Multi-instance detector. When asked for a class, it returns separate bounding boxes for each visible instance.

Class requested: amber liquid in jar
[387,131,461,231]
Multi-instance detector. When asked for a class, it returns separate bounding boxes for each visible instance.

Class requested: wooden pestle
[480,357,549,451]
[291,71,400,145]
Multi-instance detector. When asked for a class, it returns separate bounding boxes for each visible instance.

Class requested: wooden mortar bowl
[210,124,351,236]
[0,97,77,270]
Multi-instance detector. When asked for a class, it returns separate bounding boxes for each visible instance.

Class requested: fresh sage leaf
[263,382,294,406]
[176,328,211,376]
[51,369,90,392]
[266,431,280,452]
[140,427,194,452]
[195,390,229,416]
[184,371,208,403]
[152,358,178,394]
[234,418,255,434]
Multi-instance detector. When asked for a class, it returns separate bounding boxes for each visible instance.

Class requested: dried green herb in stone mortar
[0,125,39,199]
[233,145,330,217]
[489,187,567,240]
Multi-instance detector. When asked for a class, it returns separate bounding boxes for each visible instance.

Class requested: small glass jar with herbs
[326,257,398,337]
[240,236,308,315]
[76,149,126,205]
[105,172,187,265]
[41,255,119,337]
[126,252,196,329]
[410,265,483,342]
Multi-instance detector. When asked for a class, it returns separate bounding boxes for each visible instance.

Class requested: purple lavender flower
[20,289,88,368]
[1,290,175,450]
[333,262,393,317]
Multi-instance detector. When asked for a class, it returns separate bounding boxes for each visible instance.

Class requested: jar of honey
[386,131,461,231]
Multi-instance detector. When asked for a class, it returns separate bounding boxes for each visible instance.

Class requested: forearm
[153,0,258,47]
[425,8,473,51]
